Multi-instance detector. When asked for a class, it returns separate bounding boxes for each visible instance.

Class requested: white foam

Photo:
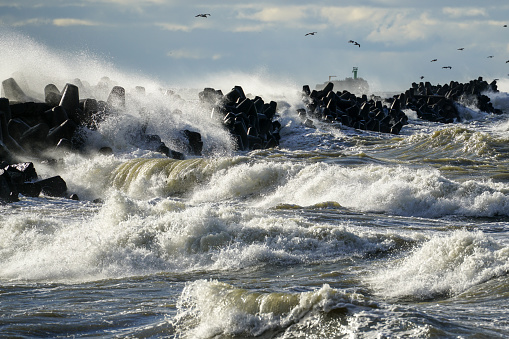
[172,280,372,338]
[369,229,509,300]
[250,162,509,218]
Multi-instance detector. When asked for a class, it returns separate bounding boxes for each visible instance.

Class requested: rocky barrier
[394,77,501,123]
[0,77,284,203]
[300,81,408,134]
[299,77,500,133]
[199,86,281,151]
[0,75,502,203]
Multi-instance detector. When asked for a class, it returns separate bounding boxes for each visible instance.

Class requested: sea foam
[369,229,509,300]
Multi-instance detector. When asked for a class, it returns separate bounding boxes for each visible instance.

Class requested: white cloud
[12,18,52,27]
[243,6,309,23]
[156,21,207,32]
[167,48,224,60]
[320,6,392,26]
[443,7,487,18]
[232,24,268,33]
[53,18,101,26]
[367,12,440,44]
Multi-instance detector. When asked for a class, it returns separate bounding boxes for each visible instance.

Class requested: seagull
[442,66,452,69]
[457,48,464,51]
[354,42,360,47]
[431,59,437,62]
[195,14,210,18]
[488,55,494,58]
[504,24,507,27]
[305,32,317,36]
[420,76,425,79]
[506,60,509,63]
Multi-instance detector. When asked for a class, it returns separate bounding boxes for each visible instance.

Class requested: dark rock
[35,176,67,197]
[156,144,185,159]
[47,119,77,146]
[99,146,113,155]
[59,83,80,123]
[183,130,203,156]
[44,84,61,106]
[55,138,73,151]
[4,162,38,183]
[0,97,12,121]
[42,106,68,128]
[18,182,41,197]
[7,118,30,141]
[19,123,50,150]
[0,169,18,203]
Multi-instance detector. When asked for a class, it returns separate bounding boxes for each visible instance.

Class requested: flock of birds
[195,13,508,81]
[303,24,509,80]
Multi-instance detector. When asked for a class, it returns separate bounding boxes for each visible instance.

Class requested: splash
[172,280,373,338]
[369,230,509,300]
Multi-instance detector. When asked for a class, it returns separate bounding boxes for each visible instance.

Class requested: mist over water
[1,28,509,338]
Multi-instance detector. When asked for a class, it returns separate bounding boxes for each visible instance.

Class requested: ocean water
[1,31,509,338]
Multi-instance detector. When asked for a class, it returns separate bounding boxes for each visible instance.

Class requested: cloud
[320,6,394,26]
[156,21,207,32]
[244,6,309,23]
[367,12,440,44]
[232,24,268,33]
[167,48,224,60]
[52,18,101,26]
[443,7,488,18]
[12,18,52,27]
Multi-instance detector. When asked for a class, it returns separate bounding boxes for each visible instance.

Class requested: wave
[0,191,412,282]
[97,156,509,218]
[369,230,509,301]
[171,280,374,338]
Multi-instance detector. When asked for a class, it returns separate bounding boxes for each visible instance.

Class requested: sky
[1,0,509,93]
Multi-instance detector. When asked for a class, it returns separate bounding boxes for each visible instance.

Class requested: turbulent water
[2,31,509,338]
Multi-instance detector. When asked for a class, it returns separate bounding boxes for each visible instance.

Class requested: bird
[488,55,494,58]
[420,76,425,79]
[504,24,507,27]
[305,32,317,36]
[506,60,509,63]
[348,40,355,43]
[457,48,464,51]
[442,66,452,69]
[431,59,437,62]
[195,14,210,18]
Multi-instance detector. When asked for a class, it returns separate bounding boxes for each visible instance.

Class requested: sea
[1,31,509,338]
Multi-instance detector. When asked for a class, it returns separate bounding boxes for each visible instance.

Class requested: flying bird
[431,59,437,62]
[504,24,507,27]
[506,60,509,63]
[420,76,425,79]
[354,42,360,47]
[457,48,464,51]
[442,66,452,69]
[305,32,317,36]
[195,14,210,18]
[348,40,355,43]
[488,55,494,58]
